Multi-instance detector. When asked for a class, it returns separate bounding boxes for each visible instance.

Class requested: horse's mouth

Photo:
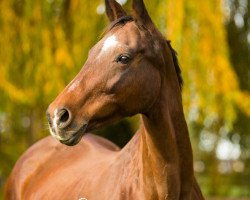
[60,124,88,146]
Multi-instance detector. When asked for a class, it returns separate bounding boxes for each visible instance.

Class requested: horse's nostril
[60,110,69,123]
[57,108,71,128]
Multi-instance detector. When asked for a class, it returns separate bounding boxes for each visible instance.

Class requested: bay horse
[5,0,205,199]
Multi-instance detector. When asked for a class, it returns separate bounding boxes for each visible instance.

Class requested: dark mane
[166,40,183,90]
[102,15,133,37]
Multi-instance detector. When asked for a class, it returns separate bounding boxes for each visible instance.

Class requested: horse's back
[4,134,119,200]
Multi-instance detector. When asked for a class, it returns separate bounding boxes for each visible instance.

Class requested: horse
[5,0,205,199]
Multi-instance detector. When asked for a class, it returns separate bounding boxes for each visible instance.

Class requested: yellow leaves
[163,0,247,129]
[165,0,184,47]
[215,57,238,93]
[55,48,74,68]
[53,26,74,68]
[0,1,14,22]
[70,0,79,12]
[235,92,250,116]
[0,72,34,104]
[33,2,42,21]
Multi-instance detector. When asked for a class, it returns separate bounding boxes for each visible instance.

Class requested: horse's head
[47,0,181,146]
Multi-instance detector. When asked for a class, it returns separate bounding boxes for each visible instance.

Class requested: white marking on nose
[50,109,65,141]
[53,109,59,130]
[67,79,80,93]
[49,126,64,141]
[102,35,119,52]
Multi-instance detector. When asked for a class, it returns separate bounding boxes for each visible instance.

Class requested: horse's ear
[132,0,154,29]
[105,0,127,22]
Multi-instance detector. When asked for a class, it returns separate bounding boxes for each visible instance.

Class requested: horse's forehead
[86,22,142,60]
[116,22,141,41]
[101,22,141,49]
[101,35,119,52]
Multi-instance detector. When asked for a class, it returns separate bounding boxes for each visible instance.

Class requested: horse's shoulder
[13,136,65,168]
[5,134,120,199]
[4,136,60,198]
[15,134,118,162]
[9,134,118,182]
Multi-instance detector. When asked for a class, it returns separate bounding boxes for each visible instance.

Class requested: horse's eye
[117,55,131,64]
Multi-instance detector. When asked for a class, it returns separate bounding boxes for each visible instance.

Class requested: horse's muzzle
[59,124,88,146]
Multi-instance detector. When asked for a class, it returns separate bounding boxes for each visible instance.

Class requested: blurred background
[0,0,249,199]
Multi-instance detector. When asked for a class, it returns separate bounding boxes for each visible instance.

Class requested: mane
[166,40,183,90]
[102,16,183,90]
[102,15,133,37]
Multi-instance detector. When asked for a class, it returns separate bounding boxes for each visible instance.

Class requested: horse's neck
[139,109,180,198]
[120,79,194,199]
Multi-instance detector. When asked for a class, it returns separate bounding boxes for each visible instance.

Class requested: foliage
[0,0,249,198]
